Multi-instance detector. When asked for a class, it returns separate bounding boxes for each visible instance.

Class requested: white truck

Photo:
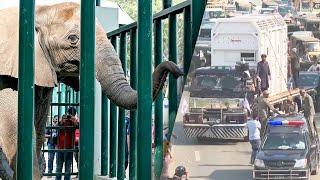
[210,14,288,96]
[183,14,317,142]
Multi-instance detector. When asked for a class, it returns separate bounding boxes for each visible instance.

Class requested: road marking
[194,151,200,161]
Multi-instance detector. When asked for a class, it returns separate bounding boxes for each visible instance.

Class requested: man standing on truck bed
[257,54,271,92]
[253,90,281,136]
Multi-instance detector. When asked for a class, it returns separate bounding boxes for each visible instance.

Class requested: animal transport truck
[183,14,298,141]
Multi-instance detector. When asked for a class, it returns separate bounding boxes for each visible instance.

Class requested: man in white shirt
[246,113,261,164]
[308,56,320,72]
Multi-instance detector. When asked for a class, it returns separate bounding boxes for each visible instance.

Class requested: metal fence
[16,0,206,179]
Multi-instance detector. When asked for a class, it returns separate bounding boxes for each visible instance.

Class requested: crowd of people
[246,53,318,165]
[45,107,79,180]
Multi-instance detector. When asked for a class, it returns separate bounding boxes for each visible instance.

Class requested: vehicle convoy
[288,71,320,110]
[290,32,320,58]
[253,114,320,180]
[183,14,309,141]
[210,14,288,96]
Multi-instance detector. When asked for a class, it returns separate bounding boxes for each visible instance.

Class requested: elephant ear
[0,7,57,88]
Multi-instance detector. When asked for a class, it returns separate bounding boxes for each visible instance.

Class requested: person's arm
[257,121,261,130]
[266,99,280,114]
[308,95,314,112]
[307,65,313,71]
[267,63,271,77]
[256,63,261,77]
[294,103,298,113]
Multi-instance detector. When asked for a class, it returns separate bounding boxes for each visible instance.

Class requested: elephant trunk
[95,31,183,110]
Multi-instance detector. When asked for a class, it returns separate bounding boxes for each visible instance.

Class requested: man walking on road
[300,88,316,135]
[257,54,271,92]
[246,113,261,165]
[253,90,281,136]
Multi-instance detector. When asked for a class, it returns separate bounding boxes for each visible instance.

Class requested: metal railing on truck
[16,0,206,179]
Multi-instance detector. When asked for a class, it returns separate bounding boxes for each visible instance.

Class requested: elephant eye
[68,34,79,44]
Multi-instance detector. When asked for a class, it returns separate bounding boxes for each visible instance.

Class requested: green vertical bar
[183,6,192,82]
[168,13,178,140]
[118,32,127,179]
[96,0,101,6]
[137,0,152,179]
[101,94,109,175]
[17,0,35,179]
[154,19,163,180]
[110,36,118,178]
[129,28,138,180]
[163,0,172,9]
[79,0,95,179]
[192,0,207,50]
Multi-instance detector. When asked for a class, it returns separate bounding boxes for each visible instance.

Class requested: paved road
[170,91,320,180]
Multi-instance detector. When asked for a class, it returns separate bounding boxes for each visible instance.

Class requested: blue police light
[268,120,283,126]
[268,119,304,126]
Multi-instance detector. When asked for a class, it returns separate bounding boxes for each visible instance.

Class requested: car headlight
[254,159,265,168]
[294,159,307,168]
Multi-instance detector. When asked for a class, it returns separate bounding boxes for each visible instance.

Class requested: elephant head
[0,2,183,110]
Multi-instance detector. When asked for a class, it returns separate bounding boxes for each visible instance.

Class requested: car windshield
[301,2,311,10]
[208,11,225,18]
[297,73,319,87]
[262,133,306,150]
[192,75,243,91]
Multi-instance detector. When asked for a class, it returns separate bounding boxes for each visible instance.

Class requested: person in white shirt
[246,112,261,164]
[308,56,320,72]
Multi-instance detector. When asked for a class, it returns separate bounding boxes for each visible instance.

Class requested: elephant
[0,2,183,179]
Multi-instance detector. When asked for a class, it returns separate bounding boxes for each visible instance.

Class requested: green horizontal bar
[107,0,190,37]
[51,103,79,106]
[45,126,78,130]
[42,149,78,152]
[43,172,78,176]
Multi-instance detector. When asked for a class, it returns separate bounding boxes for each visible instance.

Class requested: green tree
[111,0,186,65]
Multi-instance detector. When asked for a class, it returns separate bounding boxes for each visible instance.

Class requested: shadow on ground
[189,169,252,180]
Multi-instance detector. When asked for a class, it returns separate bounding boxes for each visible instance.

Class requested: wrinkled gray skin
[0,2,183,179]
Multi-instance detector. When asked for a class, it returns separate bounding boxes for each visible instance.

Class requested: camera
[66,114,72,120]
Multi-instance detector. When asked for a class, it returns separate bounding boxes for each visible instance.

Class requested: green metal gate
[16,0,206,179]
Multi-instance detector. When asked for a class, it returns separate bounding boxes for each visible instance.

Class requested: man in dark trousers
[257,54,271,92]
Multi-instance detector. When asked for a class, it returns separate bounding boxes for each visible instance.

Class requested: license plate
[274,175,285,179]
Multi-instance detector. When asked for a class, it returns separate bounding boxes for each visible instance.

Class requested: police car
[253,114,320,180]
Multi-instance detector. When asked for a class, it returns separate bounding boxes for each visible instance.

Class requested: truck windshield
[262,133,306,150]
[301,2,311,11]
[305,42,320,51]
[192,75,243,92]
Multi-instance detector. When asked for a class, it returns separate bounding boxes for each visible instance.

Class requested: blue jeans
[47,143,55,173]
[55,152,73,180]
[250,139,261,164]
